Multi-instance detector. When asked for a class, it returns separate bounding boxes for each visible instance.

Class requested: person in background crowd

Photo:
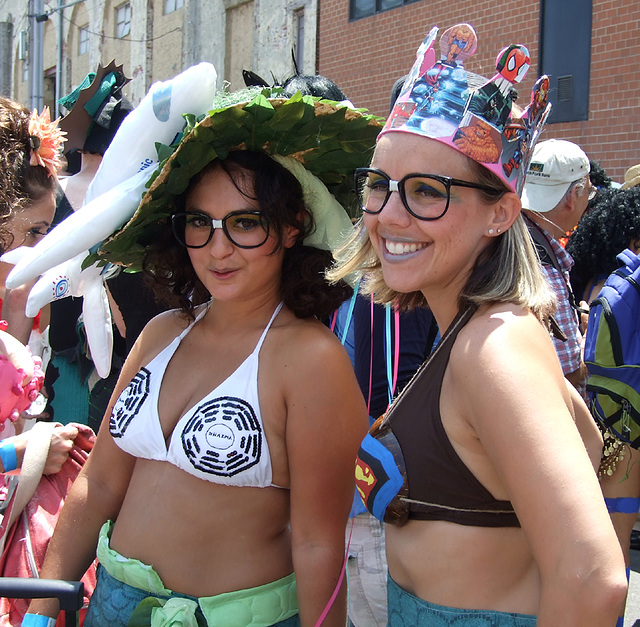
[588,160,613,192]
[0,97,60,352]
[621,163,640,191]
[521,139,596,399]
[45,62,146,429]
[0,325,76,474]
[278,71,415,627]
[567,185,640,626]
[0,97,79,475]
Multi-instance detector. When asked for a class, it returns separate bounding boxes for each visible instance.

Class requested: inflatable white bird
[3,62,218,377]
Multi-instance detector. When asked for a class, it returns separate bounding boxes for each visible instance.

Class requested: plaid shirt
[540,232,583,376]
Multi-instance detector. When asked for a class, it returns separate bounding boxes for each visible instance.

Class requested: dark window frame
[349,0,421,22]
[538,0,592,124]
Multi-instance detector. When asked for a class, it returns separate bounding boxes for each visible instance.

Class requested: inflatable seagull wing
[3,62,218,377]
[2,248,115,378]
[6,62,218,288]
[26,254,115,378]
[85,61,218,203]
[5,169,152,288]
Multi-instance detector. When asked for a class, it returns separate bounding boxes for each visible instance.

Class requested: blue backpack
[584,248,640,448]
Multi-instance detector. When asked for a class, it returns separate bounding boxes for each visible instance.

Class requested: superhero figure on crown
[386,23,551,194]
[399,24,477,137]
[502,75,551,180]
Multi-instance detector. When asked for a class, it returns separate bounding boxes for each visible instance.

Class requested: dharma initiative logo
[205,423,235,450]
[181,396,262,476]
[110,368,151,437]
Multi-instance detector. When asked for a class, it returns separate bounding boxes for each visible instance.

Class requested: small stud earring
[497,228,502,234]
[488,228,495,235]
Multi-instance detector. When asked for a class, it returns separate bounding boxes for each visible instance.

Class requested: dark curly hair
[567,186,640,300]
[0,97,56,253]
[588,160,613,190]
[142,150,352,320]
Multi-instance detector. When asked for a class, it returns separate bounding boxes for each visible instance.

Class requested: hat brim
[621,175,640,190]
[521,180,571,213]
[90,92,382,270]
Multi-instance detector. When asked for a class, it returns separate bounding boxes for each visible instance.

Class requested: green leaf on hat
[166,166,192,195]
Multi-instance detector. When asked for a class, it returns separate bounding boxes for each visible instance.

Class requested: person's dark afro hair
[567,186,640,299]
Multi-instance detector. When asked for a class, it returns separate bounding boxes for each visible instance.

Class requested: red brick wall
[318,0,640,182]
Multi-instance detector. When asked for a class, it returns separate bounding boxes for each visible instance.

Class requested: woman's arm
[454,308,627,626]
[1,282,38,345]
[26,312,178,619]
[285,329,368,627]
[565,379,603,470]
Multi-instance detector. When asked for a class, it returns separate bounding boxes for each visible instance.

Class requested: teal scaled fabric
[386,576,536,626]
[85,566,301,627]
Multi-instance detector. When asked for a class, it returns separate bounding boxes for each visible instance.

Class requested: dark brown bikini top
[355,307,520,527]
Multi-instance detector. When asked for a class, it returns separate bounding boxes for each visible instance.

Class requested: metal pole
[56,0,64,116]
[29,0,45,110]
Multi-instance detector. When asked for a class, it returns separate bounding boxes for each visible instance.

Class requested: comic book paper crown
[382,24,551,194]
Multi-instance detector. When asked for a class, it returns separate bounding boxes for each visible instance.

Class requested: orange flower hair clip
[28,106,66,178]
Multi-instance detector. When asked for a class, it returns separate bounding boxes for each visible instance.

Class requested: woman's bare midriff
[109,458,293,597]
[386,518,540,615]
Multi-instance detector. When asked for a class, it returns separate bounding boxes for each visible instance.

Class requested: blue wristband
[22,614,56,627]
[0,441,17,472]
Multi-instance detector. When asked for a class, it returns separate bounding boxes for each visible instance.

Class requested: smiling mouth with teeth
[385,240,427,255]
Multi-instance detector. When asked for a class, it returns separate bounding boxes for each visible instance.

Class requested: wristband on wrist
[22,614,56,627]
[0,441,17,472]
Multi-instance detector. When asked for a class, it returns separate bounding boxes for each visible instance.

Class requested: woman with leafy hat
[329,24,627,625]
[26,89,378,626]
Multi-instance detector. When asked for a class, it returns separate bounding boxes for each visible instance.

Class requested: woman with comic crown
[329,23,627,626]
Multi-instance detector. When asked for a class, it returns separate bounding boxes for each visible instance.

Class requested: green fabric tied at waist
[97,521,299,627]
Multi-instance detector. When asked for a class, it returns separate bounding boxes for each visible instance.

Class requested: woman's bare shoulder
[456,303,552,362]
[276,315,349,370]
[448,303,562,400]
[131,307,194,365]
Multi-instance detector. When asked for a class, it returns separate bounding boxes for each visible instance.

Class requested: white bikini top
[109,303,283,488]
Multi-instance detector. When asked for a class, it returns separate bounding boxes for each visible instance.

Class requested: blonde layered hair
[328,157,555,322]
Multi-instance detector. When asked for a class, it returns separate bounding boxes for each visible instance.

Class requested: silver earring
[488,228,495,235]
[497,228,502,234]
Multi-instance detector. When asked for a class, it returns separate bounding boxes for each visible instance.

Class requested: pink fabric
[0,353,44,432]
[0,424,97,626]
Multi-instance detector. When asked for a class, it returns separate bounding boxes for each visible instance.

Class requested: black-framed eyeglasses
[354,168,503,221]
[171,211,270,249]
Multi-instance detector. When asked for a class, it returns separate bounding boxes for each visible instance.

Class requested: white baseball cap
[521,139,590,212]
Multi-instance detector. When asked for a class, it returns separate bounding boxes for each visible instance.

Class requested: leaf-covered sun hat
[90,88,383,271]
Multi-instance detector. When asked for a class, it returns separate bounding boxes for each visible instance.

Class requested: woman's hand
[43,423,79,475]
[6,423,79,475]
